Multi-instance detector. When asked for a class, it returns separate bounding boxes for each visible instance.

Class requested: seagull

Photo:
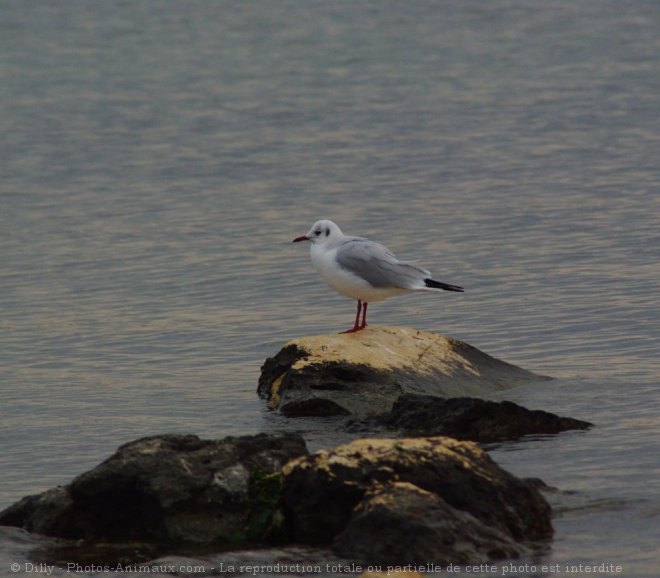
[292,219,464,333]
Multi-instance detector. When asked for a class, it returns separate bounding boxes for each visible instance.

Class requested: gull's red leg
[354,300,362,330]
[359,302,368,329]
[340,300,363,333]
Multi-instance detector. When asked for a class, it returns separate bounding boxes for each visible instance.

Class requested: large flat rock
[258,326,549,417]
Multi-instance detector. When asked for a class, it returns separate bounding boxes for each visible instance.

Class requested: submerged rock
[281,437,552,563]
[378,394,593,442]
[0,433,307,546]
[258,326,549,417]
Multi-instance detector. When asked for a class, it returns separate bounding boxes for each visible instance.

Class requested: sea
[1,1,659,576]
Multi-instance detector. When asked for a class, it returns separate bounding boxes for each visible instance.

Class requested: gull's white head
[292,219,344,245]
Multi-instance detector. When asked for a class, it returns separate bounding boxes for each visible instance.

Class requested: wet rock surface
[375,393,593,442]
[0,433,308,546]
[258,326,549,417]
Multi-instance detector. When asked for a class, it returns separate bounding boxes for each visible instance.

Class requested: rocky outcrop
[258,326,549,417]
[376,394,592,442]
[1,433,553,566]
[281,437,552,563]
[0,433,307,546]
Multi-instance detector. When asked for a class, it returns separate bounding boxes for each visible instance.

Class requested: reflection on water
[1,1,659,576]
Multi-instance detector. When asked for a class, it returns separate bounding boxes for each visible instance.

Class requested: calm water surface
[1,1,659,576]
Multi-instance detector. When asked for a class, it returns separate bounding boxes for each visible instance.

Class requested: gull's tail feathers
[423,278,464,292]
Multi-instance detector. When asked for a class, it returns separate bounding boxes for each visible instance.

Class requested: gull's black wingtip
[424,278,464,292]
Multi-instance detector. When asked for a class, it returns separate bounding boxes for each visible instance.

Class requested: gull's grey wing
[334,237,430,289]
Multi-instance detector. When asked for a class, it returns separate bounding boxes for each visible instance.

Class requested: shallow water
[1,1,659,576]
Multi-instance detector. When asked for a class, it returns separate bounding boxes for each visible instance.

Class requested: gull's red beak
[292,235,310,243]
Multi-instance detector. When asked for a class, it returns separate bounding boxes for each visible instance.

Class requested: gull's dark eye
[314,229,321,236]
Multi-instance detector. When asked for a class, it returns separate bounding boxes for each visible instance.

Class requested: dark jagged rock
[259,326,549,417]
[0,433,307,546]
[281,437,552,563]
[378,394,593,442]
[280,398,351,417]
[333,482,525,564]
